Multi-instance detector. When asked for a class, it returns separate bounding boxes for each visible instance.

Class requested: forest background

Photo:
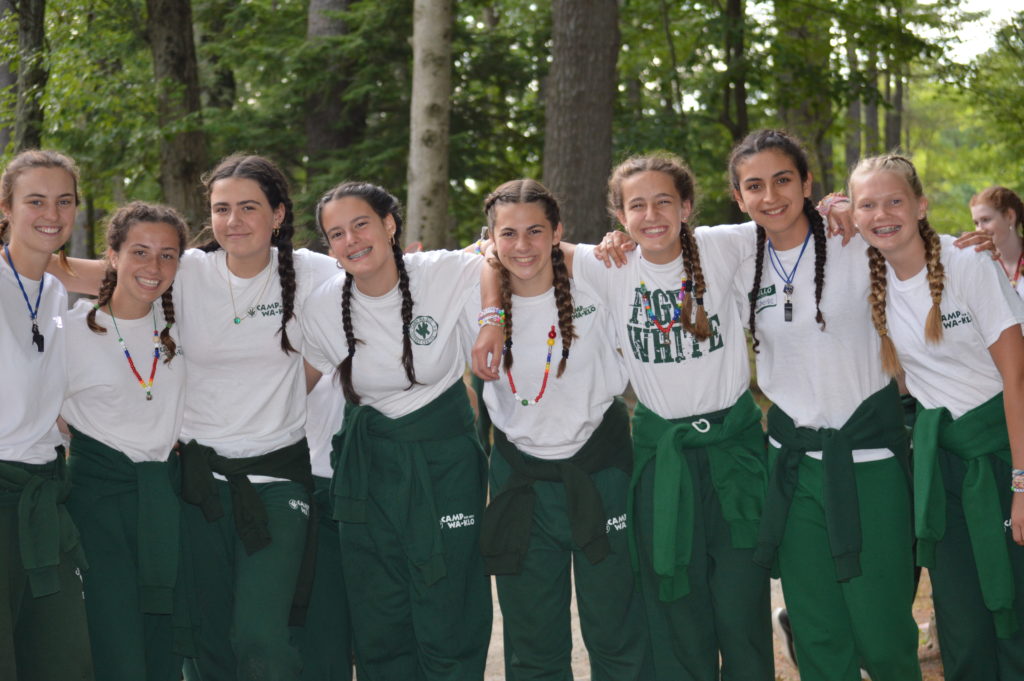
[1,0,1021,255]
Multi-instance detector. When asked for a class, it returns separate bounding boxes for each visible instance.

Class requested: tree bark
[406,0,454,249]
[146,0,207,231]
[884,66,902,152]
[305,0,367,179]
[12,0,47,152]
[844,38,861,172]
[542,0,619,245]
[864,49,879,154]
[720,0,748,145]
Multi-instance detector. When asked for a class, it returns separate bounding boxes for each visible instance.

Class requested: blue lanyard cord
[766,227,812,294]
[3,243,43,321]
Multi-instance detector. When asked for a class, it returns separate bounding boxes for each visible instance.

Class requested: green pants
[778,455,920,681]
[932,448,1024,680]
[291,476,353,681]
[66,455,182,681]
[182,480,310,681]
[0,502,93,681]
[632,445,772,680]
[338,427,491,681]
[490,448,651,681]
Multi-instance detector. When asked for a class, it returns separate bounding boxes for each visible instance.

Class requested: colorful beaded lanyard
[505,325,556,406]
[4,243,46,352]
[766,227,812,322]
[108,303,162,401]
[639,274,689,335]
[1008,252,1023,289]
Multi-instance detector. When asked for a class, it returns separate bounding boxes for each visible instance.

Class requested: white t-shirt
[305,373,345,479]
[468,281,627,460]
[887,235,1024,418]
[743,235,894,462]
[175,247,339,459]
[303,250,483,418]
[1014,275,1024,301]
[0,260,67,464]
[62,300,186,462]
[573,223,755,419]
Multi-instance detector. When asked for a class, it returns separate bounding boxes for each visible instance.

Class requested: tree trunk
[720,0,748,145]
[844,38,860,172]
[406,0,454,249]
[864,49,879,154]
[885,66,902,152]
[0,0,15,152]
[146,0,207,231]
[12,0,47,151]
[542,0,619,245]
[305,0,367,179]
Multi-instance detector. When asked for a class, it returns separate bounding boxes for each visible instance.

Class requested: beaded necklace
[3,243,45,352]
[638,274,689,335]
[108,303,161,401]
[226,255,275,325]
[505,325,556,406]
[766,227,812,322]
[1006,251,1023,289]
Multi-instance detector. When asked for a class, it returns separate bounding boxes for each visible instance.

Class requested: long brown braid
[315,181,417,405]
[727,130,828,352]
[484,179,577,377]
[201,154,298,354]
[0,150,80,273]
[85,201,187,363]
[607,153,711,341]
[852,153,945,374]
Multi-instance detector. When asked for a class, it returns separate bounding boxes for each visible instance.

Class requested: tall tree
[543,0,618,245]
[406,0,454,249]
[146,0,207,229]
[12,0,46,151]
[0,0,14,151]
[844,36,861,171]
[719,0,749,145]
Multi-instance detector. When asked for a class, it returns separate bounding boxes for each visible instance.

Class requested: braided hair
[483,179,576,377]
[852,154,944,377]
[315,182,416,405]
[85,201,188,363]
[200,154,298,355]
[728,129,827,353]
[608,153,711,341]
[0,150,80,273]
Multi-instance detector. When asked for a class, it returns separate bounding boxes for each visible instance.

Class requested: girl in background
[474,179,650,680]
[851,154,1024,680]
[302,181,490,681]
[971,186,1024,299]
[62,201,189,681]
[0,150,93,680]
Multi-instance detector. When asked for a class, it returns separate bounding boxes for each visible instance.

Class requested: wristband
[1012,469,1024,494]
[817,192,850,217]
[478,307,505,328]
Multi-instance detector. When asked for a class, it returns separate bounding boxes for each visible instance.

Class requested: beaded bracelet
[816,192,850,217]
[478,307,505,328]
[1012,469,1024,494]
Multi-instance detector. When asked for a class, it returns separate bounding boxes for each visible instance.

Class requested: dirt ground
[484,570,944,680]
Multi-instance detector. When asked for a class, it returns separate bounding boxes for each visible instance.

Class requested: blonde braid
[919,218,945,344]
[866,246,903,377]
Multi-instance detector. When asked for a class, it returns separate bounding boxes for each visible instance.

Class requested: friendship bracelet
[478,307,506,328]
[1012,469,1024,494]
[816,192,850,217]
[474,239,485,256]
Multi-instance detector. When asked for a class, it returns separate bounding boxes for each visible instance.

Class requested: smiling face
[491,201,563,297]
[616,170,690,265]
[108,221,182,318]
[971,201,1017,242]
[210,177,283,275]
[1,166,77,261]
[733,148,812,250]
[850,169,928,264]
[321,195,399,296]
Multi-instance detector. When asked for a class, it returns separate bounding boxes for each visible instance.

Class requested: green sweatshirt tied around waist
[629,390,767,602]
[914,392,1018,638]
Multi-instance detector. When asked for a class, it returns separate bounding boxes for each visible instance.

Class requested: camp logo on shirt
[626,285,725,364]
[410,315,439,345]
[753,283,777,314]
[941,309,973,330]
[572,304,597,319]
[439,512,475,529]
[288,499,310,517]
